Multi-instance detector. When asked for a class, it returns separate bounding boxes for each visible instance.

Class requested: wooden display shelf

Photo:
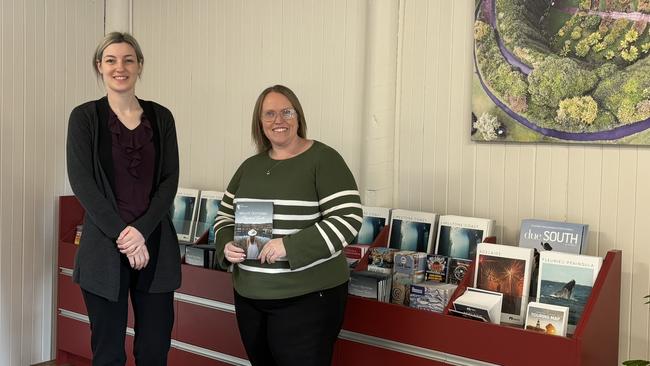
[338,245,621,366]
[57,195,622,366]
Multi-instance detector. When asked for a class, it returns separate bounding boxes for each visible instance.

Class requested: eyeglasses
[261,108,297,122]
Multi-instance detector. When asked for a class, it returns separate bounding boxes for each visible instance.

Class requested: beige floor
[31,361,70,366]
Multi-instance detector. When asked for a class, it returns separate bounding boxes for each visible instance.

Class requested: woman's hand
[224,242,246,263]
[117,226,146,255]
[127,245,150,270]
[259,238,286,264]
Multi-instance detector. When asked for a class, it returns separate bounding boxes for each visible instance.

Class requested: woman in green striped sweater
[213,85,362,366]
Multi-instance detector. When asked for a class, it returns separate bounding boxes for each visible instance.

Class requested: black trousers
[234,282,348,366]
[81,258,174,366]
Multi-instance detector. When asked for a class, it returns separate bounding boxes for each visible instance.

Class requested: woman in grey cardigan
[66,32,180,366]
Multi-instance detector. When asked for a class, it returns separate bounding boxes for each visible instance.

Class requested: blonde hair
[92,32,144,79]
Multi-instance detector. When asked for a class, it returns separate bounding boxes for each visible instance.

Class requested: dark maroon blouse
[109,109,155,224]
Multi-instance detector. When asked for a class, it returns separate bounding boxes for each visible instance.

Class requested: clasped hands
[224,238,286,264]
[117,226,149,270]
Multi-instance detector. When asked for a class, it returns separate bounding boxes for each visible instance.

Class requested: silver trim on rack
[173,292,236,313]
[338,330,500,366]
[59,292,496,365]
[171,339,251,366]
[59,309,88,323]
[57,308,250,366]
[59,267,74,276]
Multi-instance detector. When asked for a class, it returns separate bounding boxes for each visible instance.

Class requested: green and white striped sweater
[213,141,362,299]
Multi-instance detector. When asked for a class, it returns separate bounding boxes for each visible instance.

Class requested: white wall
[133,0,649,362]
[0,0,647,364]
[133,0,368,192]
[0,0,103,364]
[396,0,650,362]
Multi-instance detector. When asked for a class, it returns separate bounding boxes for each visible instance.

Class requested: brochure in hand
[234,200,274,260]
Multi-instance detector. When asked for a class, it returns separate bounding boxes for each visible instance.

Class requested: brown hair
[251,85,307,153]
[92,32,144,79]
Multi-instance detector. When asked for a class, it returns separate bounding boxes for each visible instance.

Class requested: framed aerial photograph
[472,0,650,145]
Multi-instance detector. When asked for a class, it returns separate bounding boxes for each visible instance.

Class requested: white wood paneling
[397,0,650,363]
[1,0,647,364]
[133,0,366,192]
[631,149,650,359]
[0,0,103,364]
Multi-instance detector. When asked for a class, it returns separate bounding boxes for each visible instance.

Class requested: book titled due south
[518,219,588,255]
[233,201,274,260]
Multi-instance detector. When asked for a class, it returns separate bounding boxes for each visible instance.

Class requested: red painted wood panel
[57,315,92,360]
[56,349,91,366]
[341,251,622,366]
[59,196,84,242]
[175,301,247,359]
[179,264,234,304]
[57,273,86,315]
[168,348,235,366]
[125,334,135,366]
[57,196,622,366]
[333,339,448,366]
[576,249,622,366]
[58,241,78,269]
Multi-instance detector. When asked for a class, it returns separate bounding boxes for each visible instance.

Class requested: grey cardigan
[66,97,181,301]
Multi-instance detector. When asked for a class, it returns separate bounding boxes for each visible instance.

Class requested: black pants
[81,259,174,366]
[234,282,348,366]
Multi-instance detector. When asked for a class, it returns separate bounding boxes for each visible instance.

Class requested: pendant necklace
[266,139,306,175]
[266,160,283,175]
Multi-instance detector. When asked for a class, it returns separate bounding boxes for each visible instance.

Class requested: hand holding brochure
[234,201,274,260]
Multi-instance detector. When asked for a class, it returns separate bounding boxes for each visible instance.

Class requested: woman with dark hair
[214,85,362,366]
[66,32,180,365]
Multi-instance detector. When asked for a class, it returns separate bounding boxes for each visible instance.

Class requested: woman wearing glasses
[214,85,362,366]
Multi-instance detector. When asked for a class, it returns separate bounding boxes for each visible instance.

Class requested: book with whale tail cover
[537,251,602,334]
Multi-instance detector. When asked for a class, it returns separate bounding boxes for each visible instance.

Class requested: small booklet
[193,190,224,243]
[410,282,457,313]
[234,201,274,260]
[537,251,602,333]
[448,258,472,285]
[388,209,438,253]
[474,243,534,326]
[525,301,570,337]
[349,270,392,302]
[170,188,200,243]
[435,215,495,260]
[425,254,450,282]
[519,219,588,255]
[354,206,391,244]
